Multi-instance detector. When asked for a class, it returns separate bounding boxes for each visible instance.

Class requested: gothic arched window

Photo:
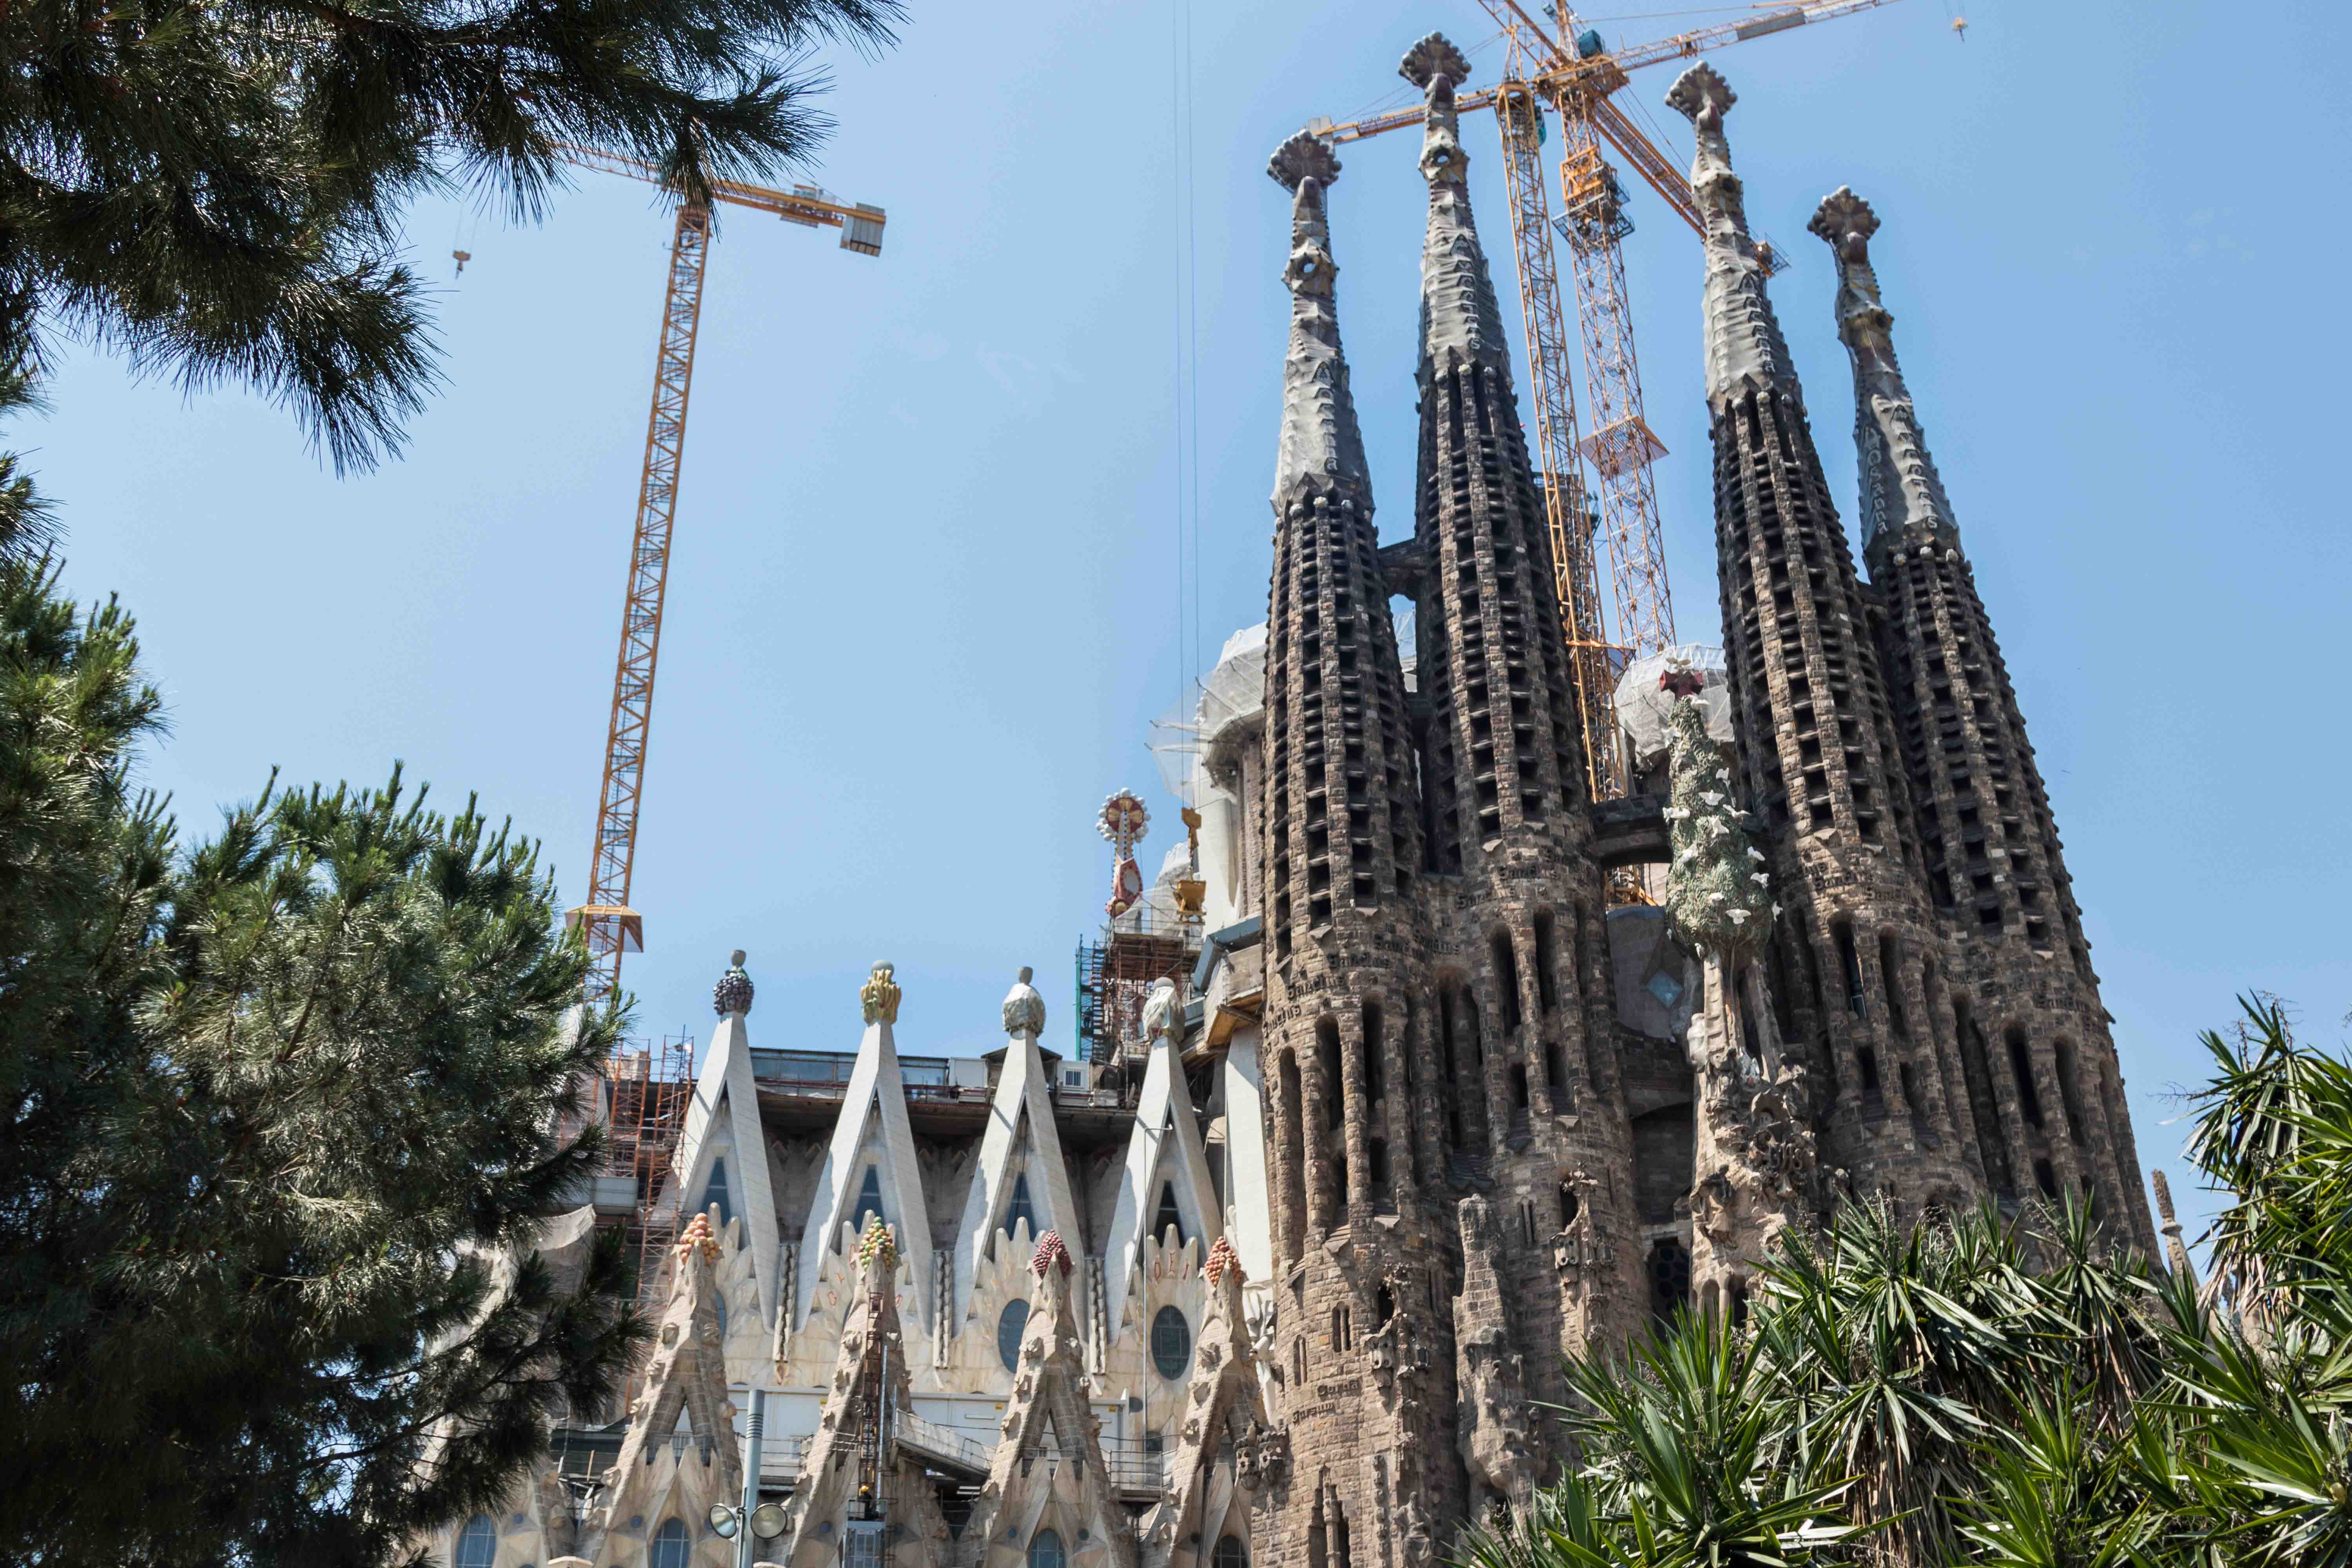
[852,1167,883,1236]
[998,1299,1029,1372]
[1154,1180,1185,1247]
[454,1514,495,1568]
[1214,1536,1249,1568]
[650,1517,690,1568]
[701,1158,731,1228]
[1004,1172,1036,1240]
[1152,1305,1192,1381]
[1028,1528,1066,1568]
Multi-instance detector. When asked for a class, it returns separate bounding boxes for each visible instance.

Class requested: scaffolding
[605,1034,695,1316]
[1074,904,1199,1076]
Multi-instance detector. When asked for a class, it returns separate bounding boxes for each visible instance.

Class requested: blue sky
[31,0,2347,1252]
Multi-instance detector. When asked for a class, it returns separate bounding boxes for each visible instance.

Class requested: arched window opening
[1558,1183,1579,1229]
[1375,1284,1395,1326]
[1857,1046,1882,1099]
[1400,996,1418,1094]
[1648,1237,1692,1321]
[1361,1002,1385,1105]
[1004,1172,1036,1241]
[1029,1528,1067,1568]
[1544,1041,1568,1108]
[1214,1538,1249,1568]
[851,1167,884,1238]
[1834,923,1866,1016]
[1332,1505,1353,1568]
[1367,1139,1391,1210]
[455,1515,496,1568]
[1292,1333,1307,1386]
[1533,911,1561,1013]
[2033,1157,2058,1198]
[1316,1019,1343,1131]
[701,1158,733,1229]
[1879,933,1907,1037]
[1766,936,1798,1037]
[1459,987,1484,1064]
[1492,933,1524,1031]
[1152,1306,1192,1380]
[1331,1304,1353,1352]
[2054,1040,2089,1143]
[997,1299,1029,1372]
[650,1518,691,1568]
[1728,1279,1750,1330]
[1520,1201,1537,1245]
[1900,1062,1923,1125]
[2008,1028,2045,1127]
[1154,1180,1186,1247]
[1511,1064,1531,1110]
[1736,973,1763,1063]
[1279,1051,1307,1263]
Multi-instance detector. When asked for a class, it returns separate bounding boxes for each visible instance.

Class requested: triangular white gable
[954,1027,1081,1330]
[1103,1029,1221,1325]
[673,1006,781,1326]
[795,1013,935,1333]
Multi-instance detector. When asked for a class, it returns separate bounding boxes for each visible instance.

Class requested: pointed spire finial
[1406,33,1473,188]
[1399,32,1472,91]
[1808,185,1878,264]
[1269,128,1370,501]
[1808,186,1957,546]
[1668,63,1795,406]
[859,961,900,1025]
[1002,965,1046,1036]
[1267,129,1339,196]
[712,949,753,1018]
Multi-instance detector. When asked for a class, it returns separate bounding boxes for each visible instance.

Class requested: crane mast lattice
[559,149,885,1007]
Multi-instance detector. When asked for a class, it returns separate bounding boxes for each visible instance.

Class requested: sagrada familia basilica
[428,36,2162,1568]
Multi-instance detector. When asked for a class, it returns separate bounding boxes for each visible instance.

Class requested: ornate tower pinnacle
[712,948,753,1018]
[1808,187,1956,548]
[1410,34,1510,380]
[1268,131,1369,504]
[1667,63,1795,407]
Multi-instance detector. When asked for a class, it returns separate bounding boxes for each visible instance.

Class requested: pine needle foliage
[0,503,644,1566]
[1460,1001,2352,1568]
[0,0,901,471]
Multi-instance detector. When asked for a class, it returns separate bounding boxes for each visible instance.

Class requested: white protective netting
[1612,642,1735,766]
[1148,623,1267,809]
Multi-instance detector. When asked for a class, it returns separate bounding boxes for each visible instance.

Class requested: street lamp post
[708,1388,788,1565]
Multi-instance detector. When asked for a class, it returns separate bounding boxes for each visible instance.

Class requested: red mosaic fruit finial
[676,1212,721,1266]
[1204,1235,1241,1285]
[1032,1229,1073,1278]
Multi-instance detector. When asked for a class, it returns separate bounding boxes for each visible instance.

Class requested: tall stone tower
[1396,33,1641,1496]
[1809,187,2154,1243]
[1257,127,1457,1568]
[1665,63,1978,1204]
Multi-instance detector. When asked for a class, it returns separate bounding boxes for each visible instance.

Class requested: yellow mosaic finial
[860,961,902,1025]
[855,1212,898,1274]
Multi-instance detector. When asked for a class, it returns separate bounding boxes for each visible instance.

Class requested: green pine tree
[0,0,900,472]
[0,501,645,1566]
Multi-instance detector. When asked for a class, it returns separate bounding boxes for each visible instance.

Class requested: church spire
[1666,63,1797,408]
[1405,33,1510,380]
[1269,132,1368,504]
[1808,187,1957,549]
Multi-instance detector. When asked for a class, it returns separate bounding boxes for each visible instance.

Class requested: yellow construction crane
[1316,1,1901,804]
[559,147,886,1007]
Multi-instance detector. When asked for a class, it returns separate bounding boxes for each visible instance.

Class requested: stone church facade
[428,38,2154,1568]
